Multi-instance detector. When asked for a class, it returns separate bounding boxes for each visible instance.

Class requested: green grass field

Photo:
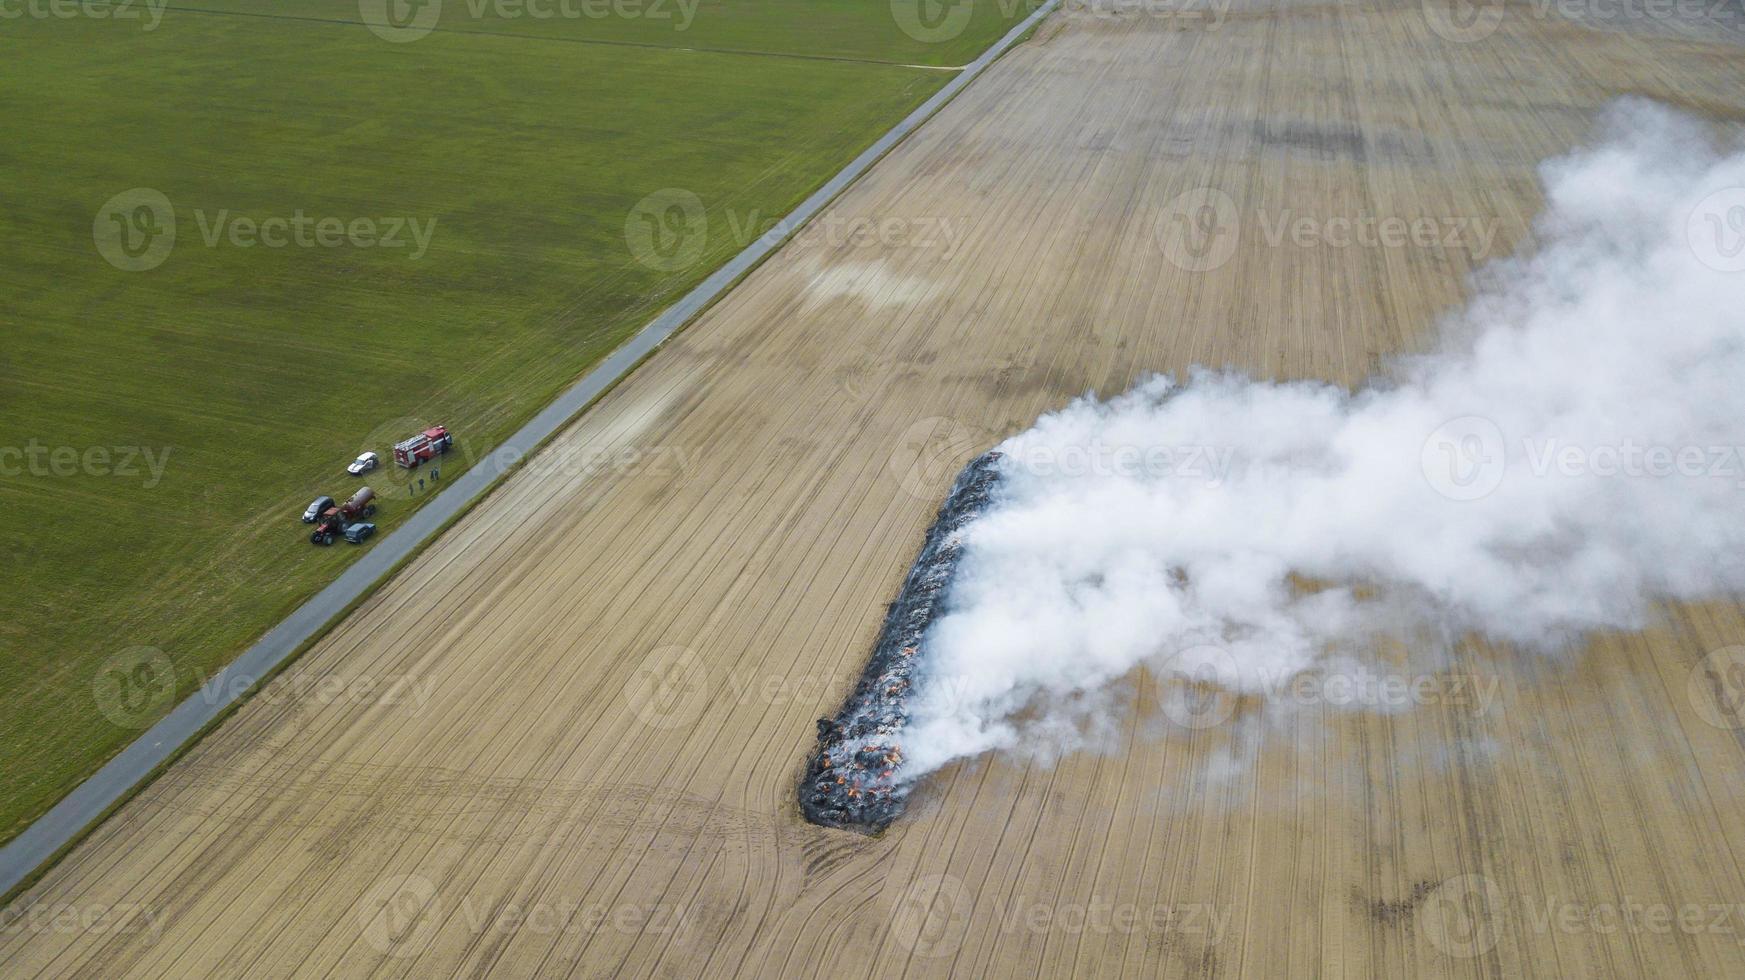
[0,0,1036,844]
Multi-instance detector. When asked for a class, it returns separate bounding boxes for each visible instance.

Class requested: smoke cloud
[900,100,1745,777]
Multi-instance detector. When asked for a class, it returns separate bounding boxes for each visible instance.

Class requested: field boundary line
[0,0,1060,905]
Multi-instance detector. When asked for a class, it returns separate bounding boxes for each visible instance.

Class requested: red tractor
[309,487,377,546]
[309,512,345,546]
[393,425,453,469]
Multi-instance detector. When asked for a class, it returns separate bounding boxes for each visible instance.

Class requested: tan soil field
[8,1,1745,976]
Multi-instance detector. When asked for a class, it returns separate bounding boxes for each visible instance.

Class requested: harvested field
[8,0,1745,977]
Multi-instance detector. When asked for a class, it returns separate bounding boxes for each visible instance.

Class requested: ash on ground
[800,451,1004,832]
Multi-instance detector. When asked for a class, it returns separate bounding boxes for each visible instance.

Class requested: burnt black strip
[800,451,1005,832]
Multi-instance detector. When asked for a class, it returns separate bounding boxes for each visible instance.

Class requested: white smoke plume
[900,100,1745,777]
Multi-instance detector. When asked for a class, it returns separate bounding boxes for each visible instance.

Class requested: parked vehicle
[393,425,453,469]
[343,522,377,544]
[347,451,379,476]
[310,512,344,546]
[302,495,336,523]
[337,486,377,521]
[309,489,377,545]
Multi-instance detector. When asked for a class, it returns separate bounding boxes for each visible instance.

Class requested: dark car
[302,495,335,523]
[344,522,377,545]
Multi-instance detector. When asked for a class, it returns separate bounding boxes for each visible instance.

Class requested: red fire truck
[393,425,453,469]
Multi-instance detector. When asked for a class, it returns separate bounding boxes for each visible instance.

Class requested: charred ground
[801,452,1004,832]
